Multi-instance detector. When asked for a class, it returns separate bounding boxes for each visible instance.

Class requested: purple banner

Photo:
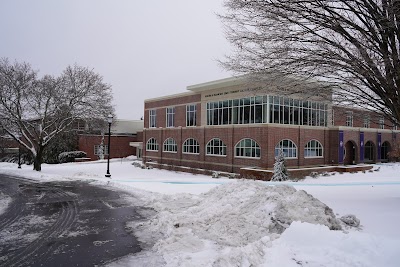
[377,133,382,161]
[339,131,344,164]
[360,132,364,162]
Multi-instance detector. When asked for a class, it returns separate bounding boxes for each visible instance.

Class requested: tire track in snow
[0,181,78,267]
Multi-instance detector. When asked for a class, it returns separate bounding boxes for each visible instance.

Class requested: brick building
[78,120,143,160]
[143,76,398,175]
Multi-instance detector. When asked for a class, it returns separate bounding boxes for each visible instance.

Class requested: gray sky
[0,0,231,120]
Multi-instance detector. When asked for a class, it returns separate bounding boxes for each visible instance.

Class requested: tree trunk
[33,147,43,171]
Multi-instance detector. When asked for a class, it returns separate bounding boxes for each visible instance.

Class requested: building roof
[111,120,143,134]
[144,91,195,103]
[186,76,244,92]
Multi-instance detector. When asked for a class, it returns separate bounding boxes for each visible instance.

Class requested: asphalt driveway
[0,174,154,267]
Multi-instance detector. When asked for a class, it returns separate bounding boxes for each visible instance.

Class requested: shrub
[228,173,237,179]
[58,151,87,163]
[212,171,220,178]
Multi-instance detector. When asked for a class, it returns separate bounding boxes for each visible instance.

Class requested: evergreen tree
[271,149,288,181]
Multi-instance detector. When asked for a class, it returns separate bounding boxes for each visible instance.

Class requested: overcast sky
[0,0,231,120]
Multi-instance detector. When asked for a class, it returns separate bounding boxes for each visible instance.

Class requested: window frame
[182,138,200,154]
[345,111,353,127]
[166,107,175,128]
[275,139,298,159]
[163,137,178,153]
[206,138,227,156]
[94,144,109,155]
[234,138,261,158]
[363,115,370,128]
[146,137,159,151]
[149,109,157,128]
[379,117,385,129]
[186,104,197,127]
[304,139,324,158]
[364,141,375,161]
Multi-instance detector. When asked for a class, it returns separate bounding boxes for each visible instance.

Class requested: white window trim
[206,138,227,157]
[94,144,109,155]
[163,137,178,153]
[186,104,197,127]
[182,138,200,154]
[363,115,370,128]
[379,117,385,129]
[146,138,159,151]
[345,111,353,127]
[166,107,175,128]
[234,138,261,159]
[304,139,324,158]
[275,139,298,159]
[149,109,157,128]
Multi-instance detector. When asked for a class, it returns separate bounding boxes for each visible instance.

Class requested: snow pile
[262,221,399,267]
[131,180,343,266]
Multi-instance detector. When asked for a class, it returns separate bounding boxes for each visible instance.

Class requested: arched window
[146,138,159,151]
[163,138,177,153]
[183,138,199,154]
[235,138,260,158]
[206,138,227,156]
[304,140,323,158]
[275,139,297,158]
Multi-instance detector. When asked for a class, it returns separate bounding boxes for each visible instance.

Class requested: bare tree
[0,58,114,171]
[220,0,400,125]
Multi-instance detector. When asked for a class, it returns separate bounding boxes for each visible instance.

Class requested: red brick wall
[78,135,140,160]
[143,125,336,173]
[144,94,201,128]
[333,106,396,129]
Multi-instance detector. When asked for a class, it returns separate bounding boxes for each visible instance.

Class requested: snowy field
[1,158,400,266]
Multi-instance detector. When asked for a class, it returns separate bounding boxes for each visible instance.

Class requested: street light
[105,114,113,178]
[18,142,21,169]
[15,133,21,169]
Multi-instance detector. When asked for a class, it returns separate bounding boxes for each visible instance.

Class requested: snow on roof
[111,120,143,134]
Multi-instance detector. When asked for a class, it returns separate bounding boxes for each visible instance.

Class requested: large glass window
[183,138,199,154]
[146,138,159,151]
[149,109,157,128]
[206,95,327,127]
[206,138,227,156]
[235,138,261,158]
[166,107,175,128]
[304,140,323,158]
[186,104,197,126]
[275,139,297,158]
[163,138,177,152]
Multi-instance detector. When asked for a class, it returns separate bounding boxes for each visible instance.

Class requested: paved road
[0,174,154,267]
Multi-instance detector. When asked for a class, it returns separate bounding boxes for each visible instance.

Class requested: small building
[78,119,143,160]
[142,76,398,177]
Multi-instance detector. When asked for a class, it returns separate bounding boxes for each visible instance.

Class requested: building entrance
[344,141,357,165]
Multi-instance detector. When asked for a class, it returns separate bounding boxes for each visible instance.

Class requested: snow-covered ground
[1,158,399,266]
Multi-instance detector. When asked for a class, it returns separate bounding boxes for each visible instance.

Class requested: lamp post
[15,133,21,169]
[105,114,113,178]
